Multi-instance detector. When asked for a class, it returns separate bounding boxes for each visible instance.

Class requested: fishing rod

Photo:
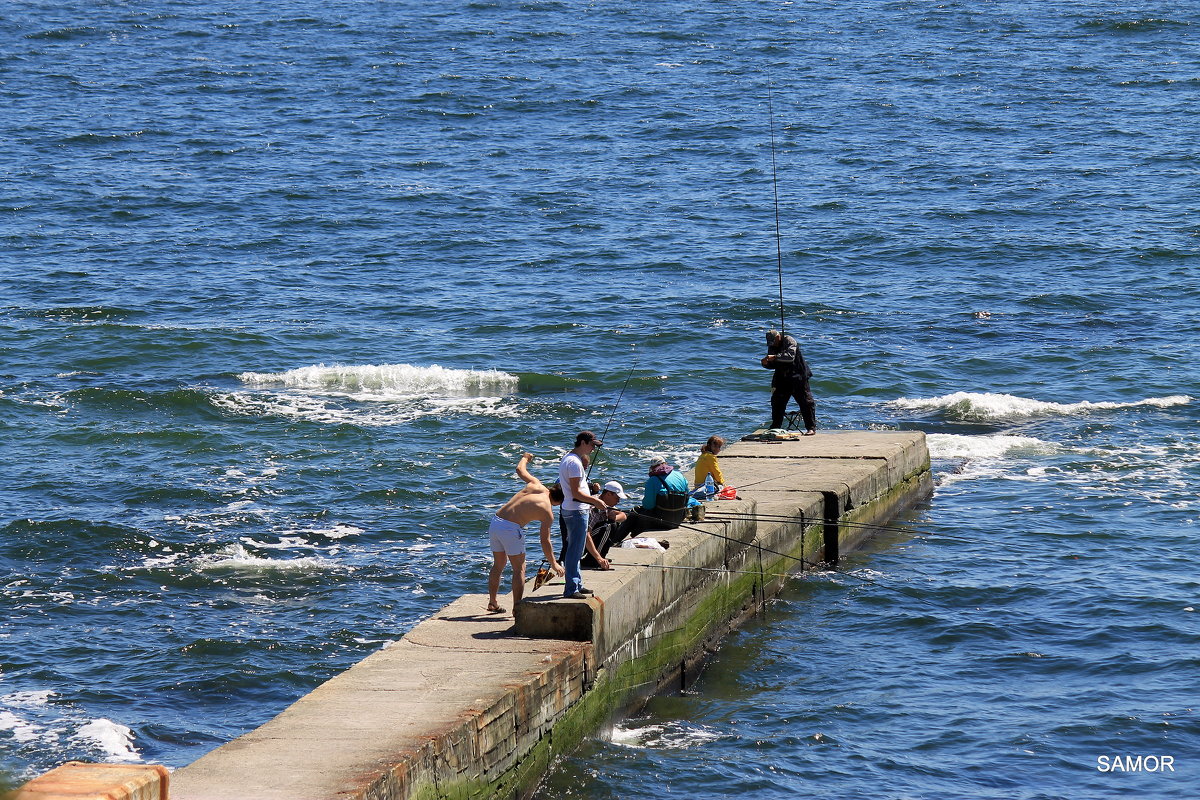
[609,559,795,582]
[587,359,637,480]
[704,510,979,545]
[767,71,786,335]
[527,515,946,609]
[529,359,637,587]
[670,520,947,611]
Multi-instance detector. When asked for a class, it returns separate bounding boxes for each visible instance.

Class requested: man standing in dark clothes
[762,329,816,434]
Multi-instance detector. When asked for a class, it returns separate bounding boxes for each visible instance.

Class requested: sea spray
[238,364,519,398]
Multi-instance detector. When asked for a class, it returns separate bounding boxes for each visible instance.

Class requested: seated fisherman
[616,455,694,540]
[582,480,628,567]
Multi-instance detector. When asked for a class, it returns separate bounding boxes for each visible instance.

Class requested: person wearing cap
[558,430,611,599]
[762,328,816,434]
[582,480,629,567]
[616,455,694,540]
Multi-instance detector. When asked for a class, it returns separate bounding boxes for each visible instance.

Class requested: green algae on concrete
[149,432,932,800]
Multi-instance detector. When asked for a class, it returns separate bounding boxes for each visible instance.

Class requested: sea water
[1,2,1197,797]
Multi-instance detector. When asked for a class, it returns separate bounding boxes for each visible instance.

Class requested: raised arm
[515,452,539,486]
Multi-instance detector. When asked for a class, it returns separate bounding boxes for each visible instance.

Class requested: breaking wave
[193,543,339,572]
[608,720,723,749]
[238,363,519,399]
[926,433,1056,460]
[72,719,140,763]
[890,392,1190,421]
[210,391,519,427]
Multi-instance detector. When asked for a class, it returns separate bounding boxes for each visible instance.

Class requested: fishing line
[528,359,636,587]
[670,519,947,611]
[767,70,786,335]
[704,510,978,544]
[587,359,637,480]
[608,559,795,582]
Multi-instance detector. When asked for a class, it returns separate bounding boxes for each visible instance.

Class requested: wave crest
[238,363,518,398]
[927,434,1055,460]
[891,392,1191,421]
[72,719,140,763]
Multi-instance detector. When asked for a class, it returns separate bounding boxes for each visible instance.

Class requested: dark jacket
[767,334,812,387]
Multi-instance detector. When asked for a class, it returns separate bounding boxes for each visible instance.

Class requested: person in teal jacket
[615,455,694,540]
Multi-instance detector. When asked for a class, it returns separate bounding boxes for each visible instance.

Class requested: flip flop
[487,602,506,614]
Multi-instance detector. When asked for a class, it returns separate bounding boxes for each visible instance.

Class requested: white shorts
[488,515,525,556]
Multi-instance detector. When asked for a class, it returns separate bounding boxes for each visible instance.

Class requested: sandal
[487,602,506,614]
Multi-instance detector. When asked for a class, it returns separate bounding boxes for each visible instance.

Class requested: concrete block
[13,763,169,800]
[162,433,931,800]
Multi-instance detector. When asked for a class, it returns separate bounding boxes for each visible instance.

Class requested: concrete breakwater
[15,431,930,800]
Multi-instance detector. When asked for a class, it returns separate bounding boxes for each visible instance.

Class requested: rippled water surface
[2,1,1198,797]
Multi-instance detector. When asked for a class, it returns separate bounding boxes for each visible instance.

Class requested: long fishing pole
[668,519,947,611]
[767,71,786,335]
[587,360,637,480]
[611,560,795,582]
[528,516,947,609]
[530,360,637,587]
[704,510,979,545]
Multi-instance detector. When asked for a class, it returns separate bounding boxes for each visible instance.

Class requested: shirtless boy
[487,452,566,614]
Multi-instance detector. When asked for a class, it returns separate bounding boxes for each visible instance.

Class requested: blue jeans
[560,509,588,596]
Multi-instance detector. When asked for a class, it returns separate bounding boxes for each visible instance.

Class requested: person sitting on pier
[582,480,628,568]
[486,452,565,614]
[616,455,694,540]
[692,435,726,497]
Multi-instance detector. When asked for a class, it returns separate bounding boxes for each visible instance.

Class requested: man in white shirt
[558,430,610,597]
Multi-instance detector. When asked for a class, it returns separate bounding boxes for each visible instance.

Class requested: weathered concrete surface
[724,430,931,512]
[106,430,928,800]
[170,597,590,800]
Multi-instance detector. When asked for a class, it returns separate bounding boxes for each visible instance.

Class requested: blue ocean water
[2,1,1198,797]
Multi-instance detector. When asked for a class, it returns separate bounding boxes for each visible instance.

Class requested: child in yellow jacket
[693,435,726,490]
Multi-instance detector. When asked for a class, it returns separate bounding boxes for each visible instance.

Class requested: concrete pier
[22,431,931,800]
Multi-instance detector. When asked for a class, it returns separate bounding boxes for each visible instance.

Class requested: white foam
[194,543,337,571]
[628,446,702,475]
[927,433,1056,460]
[2,690,54,708]
[73,718,140,763]
[0,710,44,743]
[608,720,722,749]
[238,363,518,399]
[891,392,1191,421]
[211,390,518,427]
[246,536,309,550]
[311,524,363,539]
